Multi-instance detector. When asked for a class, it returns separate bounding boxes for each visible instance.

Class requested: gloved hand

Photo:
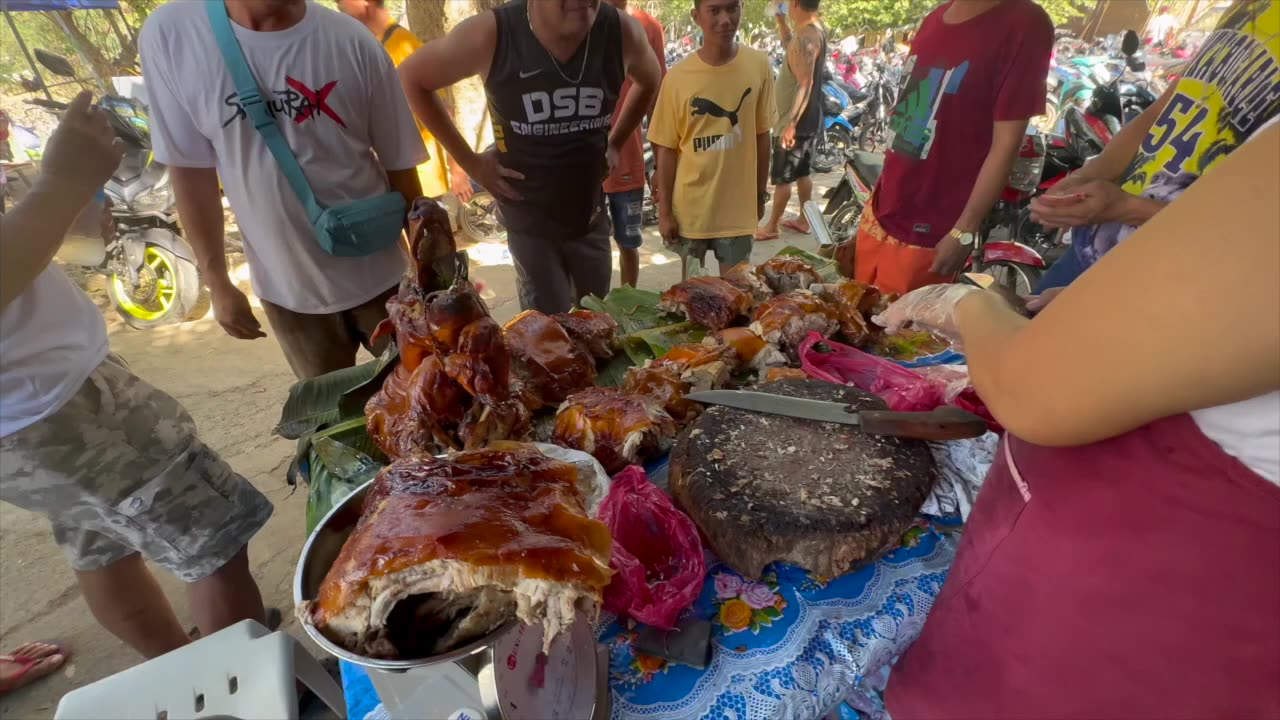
[871,283,981,342]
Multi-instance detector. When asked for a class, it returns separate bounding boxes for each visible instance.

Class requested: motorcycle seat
[851,151,884,188]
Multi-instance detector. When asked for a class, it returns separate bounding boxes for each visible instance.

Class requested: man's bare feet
[0,642,67,695]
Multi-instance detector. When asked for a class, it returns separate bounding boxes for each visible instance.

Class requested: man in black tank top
[400,0,662,314]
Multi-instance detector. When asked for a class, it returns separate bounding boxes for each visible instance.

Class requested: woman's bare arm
[957,124,1280,447]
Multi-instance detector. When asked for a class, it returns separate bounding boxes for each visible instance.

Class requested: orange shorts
[835,197,953,296]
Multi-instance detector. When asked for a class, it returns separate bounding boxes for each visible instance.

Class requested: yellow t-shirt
[382,24,450,198]
[647,47,774,239]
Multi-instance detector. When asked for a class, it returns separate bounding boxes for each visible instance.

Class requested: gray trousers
[507,214,613,314]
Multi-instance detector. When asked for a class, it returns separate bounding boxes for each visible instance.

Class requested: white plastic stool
[54,619,346,720]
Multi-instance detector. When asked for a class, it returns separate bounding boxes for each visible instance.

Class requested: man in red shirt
[836,0,1052,295]
[603,0,667,287]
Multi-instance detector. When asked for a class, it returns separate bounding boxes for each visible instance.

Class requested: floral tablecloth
[338,517,960,720]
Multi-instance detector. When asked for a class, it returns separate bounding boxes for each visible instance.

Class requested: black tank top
[486,0,625,237]
[797,25,827,137]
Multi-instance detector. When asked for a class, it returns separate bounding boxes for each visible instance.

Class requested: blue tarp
[0,0,120,12]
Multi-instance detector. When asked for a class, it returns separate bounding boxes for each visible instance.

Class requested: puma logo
[690,88,752,127]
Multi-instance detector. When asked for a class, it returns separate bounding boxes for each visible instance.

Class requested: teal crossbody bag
[206,1,405,257]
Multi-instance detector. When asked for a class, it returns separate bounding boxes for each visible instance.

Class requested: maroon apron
[887,413,1280,718]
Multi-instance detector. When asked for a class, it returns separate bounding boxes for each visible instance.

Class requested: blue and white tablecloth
[340,518,961,720]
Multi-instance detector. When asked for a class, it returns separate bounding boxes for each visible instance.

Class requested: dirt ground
[0,190,829,719]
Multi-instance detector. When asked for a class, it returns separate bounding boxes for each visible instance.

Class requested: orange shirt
[603,8,667,194]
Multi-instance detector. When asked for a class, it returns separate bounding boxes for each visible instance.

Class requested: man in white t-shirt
[140,0,427,379]
[0,93,274,664]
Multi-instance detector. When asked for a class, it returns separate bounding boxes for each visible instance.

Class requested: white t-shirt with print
[140,1,427,313]
[0,265,109,438]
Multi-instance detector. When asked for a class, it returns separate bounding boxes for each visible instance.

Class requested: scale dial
[479,615,602,720]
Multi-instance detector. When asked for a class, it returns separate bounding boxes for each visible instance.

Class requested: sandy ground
[0,185,831,719]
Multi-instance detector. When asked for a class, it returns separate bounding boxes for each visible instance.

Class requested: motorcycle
[968,130,1050,296]
[819,150,881,243]
[811,76,858,173]
[30,52,208,329]
[853,61,899,152]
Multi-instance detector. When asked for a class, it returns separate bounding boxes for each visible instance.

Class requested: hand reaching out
[41,91,124,197]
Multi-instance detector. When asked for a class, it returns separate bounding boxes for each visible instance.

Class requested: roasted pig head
[443,316,511,406]
[405,198,459,291]
[552,309,620,360]
[756,257,823,294]
[658,276,752,331]
[503,310,596,410]
[302,445,613,658]
[553,387,677,474]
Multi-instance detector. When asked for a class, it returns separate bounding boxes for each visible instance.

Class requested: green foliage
[1,0,157,95]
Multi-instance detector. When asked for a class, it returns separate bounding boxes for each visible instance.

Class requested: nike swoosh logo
[519,69,542,79]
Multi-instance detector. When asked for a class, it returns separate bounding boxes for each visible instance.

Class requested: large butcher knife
[685,390,988,440]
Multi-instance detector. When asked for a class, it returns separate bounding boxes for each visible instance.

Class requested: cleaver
[685,390,989,441]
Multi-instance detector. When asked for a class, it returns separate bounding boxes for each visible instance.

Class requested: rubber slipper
[0,643,68,695]
[781,218,812,234]
[753,228,780,241]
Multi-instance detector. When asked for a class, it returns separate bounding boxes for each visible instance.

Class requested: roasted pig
[704,327,787,373]
[302,445,613,658]
[722,262,774,305]
[366,355,470,458]
[756,257,823,294]
[552,309,620,360]
[553,387,677,474]
[442,316,510,406]
[812,280,875,346]
[750,289,842,351]
[658,276,752,331]
[622,364,698,425]
[765,367,810,382]
[503,310,596,409]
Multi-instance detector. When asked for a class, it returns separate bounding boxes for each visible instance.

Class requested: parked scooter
[811,75,858,173]
[31,52,207,329]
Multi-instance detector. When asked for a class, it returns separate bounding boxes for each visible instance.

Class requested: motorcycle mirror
[1121,30,1140,57]
[34,49,77,78]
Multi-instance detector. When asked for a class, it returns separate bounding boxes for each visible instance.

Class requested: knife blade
[685,390,989,441]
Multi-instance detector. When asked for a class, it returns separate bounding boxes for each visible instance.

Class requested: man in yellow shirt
[339,0,470,201]
[649,0,774,278]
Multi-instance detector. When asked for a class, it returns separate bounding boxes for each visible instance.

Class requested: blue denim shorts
[606,188,644,250]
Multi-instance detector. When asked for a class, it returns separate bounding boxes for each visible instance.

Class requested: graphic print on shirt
[222,77,348,128]
[691,87,752,152]
[511,87,611,137]
[1074,0,1279,266]
[886,57,970,160]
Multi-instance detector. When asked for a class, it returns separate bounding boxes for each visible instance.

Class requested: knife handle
[857,406,989,441]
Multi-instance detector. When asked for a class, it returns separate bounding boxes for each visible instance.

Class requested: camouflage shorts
[0,354,273,581]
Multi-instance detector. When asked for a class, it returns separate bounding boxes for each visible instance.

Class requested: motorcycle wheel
[828,201,862,242]
[1032,96,1059,134]
[459,191,507,243]
[858,120,888,152]
[983,260,1042,298]
[813,126,853,174]
[107,245,209,329]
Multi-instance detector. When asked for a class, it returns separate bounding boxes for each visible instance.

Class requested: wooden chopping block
[669,378,937,579]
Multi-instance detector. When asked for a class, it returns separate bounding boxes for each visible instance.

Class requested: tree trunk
[404,0,502,151]
[44,11,114,89]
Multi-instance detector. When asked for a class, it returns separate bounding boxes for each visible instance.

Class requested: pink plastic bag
[597,466,706,629]
[798,332,999,429]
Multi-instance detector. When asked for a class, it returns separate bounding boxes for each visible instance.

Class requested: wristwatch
[948,228,976,246]
[759,190,771,204]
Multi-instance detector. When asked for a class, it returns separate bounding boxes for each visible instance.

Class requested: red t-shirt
[872,0,1052,248]
[603,8,667,194]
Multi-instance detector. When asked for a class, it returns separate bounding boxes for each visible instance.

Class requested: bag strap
[380,23,402,46]
[204,1,323,223]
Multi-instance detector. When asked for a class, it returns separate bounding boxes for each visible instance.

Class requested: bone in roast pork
[812,279,876,346]
[553,387,677,474]
[756,256,823,294]
[750,289,842,352]
[303,444,612,658]
[658,276,752,331]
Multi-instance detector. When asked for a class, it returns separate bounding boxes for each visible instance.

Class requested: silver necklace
[526,1,591,85]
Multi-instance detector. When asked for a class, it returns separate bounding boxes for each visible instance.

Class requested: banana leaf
[621,321,706,365]
[304,424,384,533]
[275,343,398,440]
[595,352,636,388]
[775,245,841,281]
[579,286,681,335]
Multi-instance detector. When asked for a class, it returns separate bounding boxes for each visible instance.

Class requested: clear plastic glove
[871,283,980,342]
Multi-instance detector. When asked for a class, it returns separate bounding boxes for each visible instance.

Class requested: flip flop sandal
[0,644,67,694]
[781,219,812,234]
[753,229,780,241]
